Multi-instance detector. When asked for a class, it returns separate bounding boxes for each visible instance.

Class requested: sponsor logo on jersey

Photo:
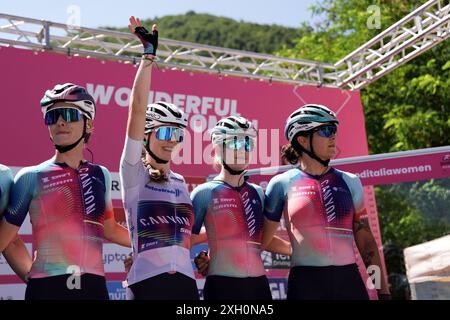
[42,171,74,189]
[139,215,191,227]
[241,191,257,237]
[144,184,182,197]
[79,166,98,215]
[320,179,337,222]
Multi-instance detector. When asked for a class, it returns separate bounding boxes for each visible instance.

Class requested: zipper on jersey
[318,178,333,263]
[236,187,251,277]
[171,187,177,273]
[75,166,87,276]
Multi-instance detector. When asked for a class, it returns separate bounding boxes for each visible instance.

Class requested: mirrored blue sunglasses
[315,124,337,138]
[44,108,83,126]
[154,126,185,143]
[224,136,255,152]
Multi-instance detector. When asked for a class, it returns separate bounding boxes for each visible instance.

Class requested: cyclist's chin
[226,161,249,172]
[158,148,173,160]
[326,149,336,160]
[52,135,78,146]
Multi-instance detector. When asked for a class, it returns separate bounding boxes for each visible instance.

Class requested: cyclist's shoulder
[331,168,363,197]
[0,164,13,180]
[246,181,264,193]
[15,161,48,179]
[191,180,219,197]
[331,167,361,184]
[0,165,13,190]
[90,162,112,178]
[268,168,299,188]
[0,164,11,173]
[168,170,186,184]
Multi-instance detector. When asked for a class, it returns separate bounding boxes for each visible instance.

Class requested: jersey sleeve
[4,167,37,227]
[264,173,288,222]
[120,136,145,189]
[190,184,213,235]
[0,166,14,214]
[342,172,368,222]
[100,165,114,221]
[251,183,265,212]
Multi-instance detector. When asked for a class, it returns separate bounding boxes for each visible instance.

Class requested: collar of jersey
[212,179,247,191]
[52,159,88,169]
[297,166,334,180]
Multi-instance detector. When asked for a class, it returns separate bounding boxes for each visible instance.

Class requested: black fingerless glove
[134,26,158,56]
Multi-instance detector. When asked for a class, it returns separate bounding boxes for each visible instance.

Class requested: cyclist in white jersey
[120,16,205,300]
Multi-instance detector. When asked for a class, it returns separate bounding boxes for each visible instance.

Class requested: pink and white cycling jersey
[191,180,266,278]
[120,137,195,286]
[4,160,114,279]
[265,167,367,267]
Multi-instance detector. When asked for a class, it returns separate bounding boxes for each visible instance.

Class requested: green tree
[277,0,450,153]
[106,11,305,54]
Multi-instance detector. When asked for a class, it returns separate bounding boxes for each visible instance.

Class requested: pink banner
[0,46,369,176]
[334,150,450,186]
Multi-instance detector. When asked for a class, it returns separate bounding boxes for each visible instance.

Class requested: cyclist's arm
[126,18,155,141]
[120,39,153,184]
[190,185,210,236]
[348,173,390,297]
[3,234,32,282]
[190,185,211,251]
[102,166,131,247]
[190,228,208,248]
[104,218,131,247]
[1,169,35,252]
[0,220,20,253]
[262,174,287,248]
[261,218,280,249]
[353,215,390,296]
[263,235,292,255]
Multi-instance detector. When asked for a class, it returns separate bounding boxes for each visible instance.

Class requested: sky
[1,0,319,29]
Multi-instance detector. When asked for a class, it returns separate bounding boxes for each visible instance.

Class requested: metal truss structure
[0,0,449,90]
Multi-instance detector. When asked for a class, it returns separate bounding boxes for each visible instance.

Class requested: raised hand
[128,16,158,56]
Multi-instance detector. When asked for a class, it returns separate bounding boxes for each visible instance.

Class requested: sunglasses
[315,124,337,138]
[44,108,83,126]
[154,126,185,143]
[223,136,255,152]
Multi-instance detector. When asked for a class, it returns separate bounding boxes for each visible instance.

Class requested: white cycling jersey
[120,137,195,286]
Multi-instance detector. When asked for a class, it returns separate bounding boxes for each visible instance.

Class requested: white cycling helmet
[211,116,257,145]
[40,83,96,119]
[284,104,339,142]
[145,101,188,133]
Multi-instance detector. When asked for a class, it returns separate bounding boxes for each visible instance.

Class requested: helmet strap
[294,133,330,167]
[222,160,245,175]
[52,118,86,154]
[144,136,169,164]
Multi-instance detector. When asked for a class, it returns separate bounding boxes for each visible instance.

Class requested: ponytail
[281,132,308,165]
[281,143,300,165]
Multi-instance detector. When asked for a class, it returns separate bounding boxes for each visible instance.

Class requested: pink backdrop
[0,46,369,175]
